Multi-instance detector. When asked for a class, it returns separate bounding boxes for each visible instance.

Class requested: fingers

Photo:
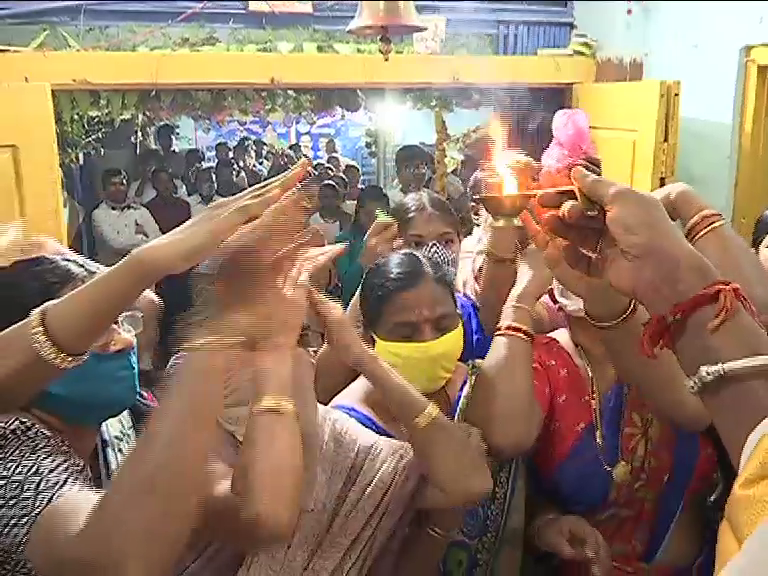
[561,241,600,277]
[365,219,398,241]
[303,243,348,276]
[540,212,603,251]
[520,210,548,252]
[569,167,617,207]
[282,244,345,294]
[272,227,323,263]
[649,182,696,221]
[307,284,340,325]
[545,533,580,560]
[580,527,611,576]
[247,157,310,199]
[222,159,310,219]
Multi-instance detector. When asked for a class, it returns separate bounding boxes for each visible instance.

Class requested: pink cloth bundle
[540,108,597,172]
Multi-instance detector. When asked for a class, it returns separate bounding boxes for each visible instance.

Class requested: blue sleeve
[456,292,492,363]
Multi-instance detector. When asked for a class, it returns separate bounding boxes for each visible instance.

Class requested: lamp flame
[489,118,520,196]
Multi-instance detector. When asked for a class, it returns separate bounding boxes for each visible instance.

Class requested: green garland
[30,24,495,165]
[52,87,489,166]
[12,23,495,55]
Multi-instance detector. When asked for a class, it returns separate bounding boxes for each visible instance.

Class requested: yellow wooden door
[0,82,66,242]
[573,80,680,192]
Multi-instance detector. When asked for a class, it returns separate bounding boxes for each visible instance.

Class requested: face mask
[31,347,140,427]
[374,322,464,395]
[552,279,585,318]
[421,240,458,277]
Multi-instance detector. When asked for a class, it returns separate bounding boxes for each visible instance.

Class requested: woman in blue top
[322,191,526,575]
[334,184,389,307]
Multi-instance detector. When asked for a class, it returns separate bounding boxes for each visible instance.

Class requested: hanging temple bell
[346,1,427,61]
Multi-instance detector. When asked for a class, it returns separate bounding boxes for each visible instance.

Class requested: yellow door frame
[733,45,768,238]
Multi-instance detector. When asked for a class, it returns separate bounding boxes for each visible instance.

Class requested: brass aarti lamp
[473,154,538,227]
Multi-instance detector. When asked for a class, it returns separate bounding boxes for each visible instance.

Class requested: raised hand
[509,244,552,303]
[533,514,612,576]
[359,219,402,268]
[523,167,717,313]
[307,286,372,371]
[135,159,313,280]
[214,239,347,352]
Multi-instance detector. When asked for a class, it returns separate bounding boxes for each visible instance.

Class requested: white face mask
[552,279,585,318]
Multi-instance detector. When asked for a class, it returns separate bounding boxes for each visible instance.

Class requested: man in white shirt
[187,167,223,217]
[386,144,432,204]
[91,168,161,266]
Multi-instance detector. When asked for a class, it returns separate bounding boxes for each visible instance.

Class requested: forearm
[314,344,359,403]
[291,349,320,510]
[76,351,226,576]
[234,353,303,540]
[675,193,768,315]
[314,291,363,403]
[0,250,160,410]
[584,291,710,431]
[464,295,542,458]
[357,351,491,503]
[643,254,768,463]
[475,225,520,332]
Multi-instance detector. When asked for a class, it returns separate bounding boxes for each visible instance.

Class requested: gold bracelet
[29,302,90,370]
[180,334,250,352]
[484,247,518,264]
[426,525,454,541]
[683,209,720,238]
[584,299,638,329]
[690,219,726,244]
[250,395,296,416]
[413,402,441,429]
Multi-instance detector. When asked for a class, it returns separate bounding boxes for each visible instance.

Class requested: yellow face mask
[373,321,464,395]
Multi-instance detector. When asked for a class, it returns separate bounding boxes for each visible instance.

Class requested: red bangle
[494,322,534,342]
[641,281,760,358]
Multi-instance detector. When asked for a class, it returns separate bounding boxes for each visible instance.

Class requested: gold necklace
[576,345,631,484]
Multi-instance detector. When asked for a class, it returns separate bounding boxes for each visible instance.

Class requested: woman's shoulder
[0,416,93,556]
[0,415,91,477]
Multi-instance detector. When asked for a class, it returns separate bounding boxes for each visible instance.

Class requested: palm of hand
[514,245,553,299]
[361,221,399,267]
[232,276,309,350]
[321,299,365,351]
[143,160,313,278]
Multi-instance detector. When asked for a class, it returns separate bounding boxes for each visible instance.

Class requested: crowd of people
[1,108,768,576]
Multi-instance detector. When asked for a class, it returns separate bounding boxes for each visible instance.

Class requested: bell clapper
[378,33,393,61]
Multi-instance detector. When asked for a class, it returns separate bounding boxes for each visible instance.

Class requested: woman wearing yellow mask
[329,247,523,575]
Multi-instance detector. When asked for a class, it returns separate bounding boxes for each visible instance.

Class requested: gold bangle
[683,209,720,238]
[484,247,518,264]
[690,219,726,244]
[585,299,638,329]
[426,525,454,541]
[180,334,250,352]
[413,402,441,429]
[29,302,90,370]
[250,395,296,416]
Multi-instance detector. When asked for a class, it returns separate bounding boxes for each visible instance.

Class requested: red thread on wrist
[641,281,759,358]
